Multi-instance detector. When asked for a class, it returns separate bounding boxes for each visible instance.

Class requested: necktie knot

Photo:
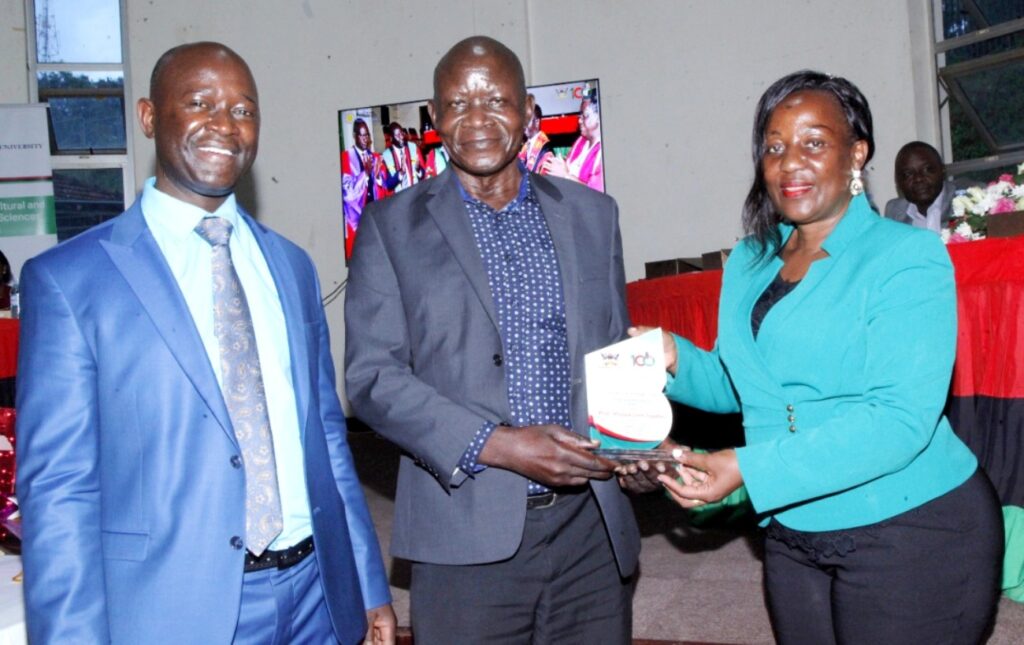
[195,217,233,248]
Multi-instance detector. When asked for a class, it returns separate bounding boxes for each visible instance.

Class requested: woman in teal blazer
[653,71,1002,644]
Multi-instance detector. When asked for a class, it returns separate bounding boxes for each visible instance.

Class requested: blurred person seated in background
[883,141,956,233]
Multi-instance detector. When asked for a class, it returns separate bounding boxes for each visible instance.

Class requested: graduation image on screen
[338,78,602,262]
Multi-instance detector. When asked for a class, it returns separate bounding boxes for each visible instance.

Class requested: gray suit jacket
[883,179,958,227]
[344,170,640,576]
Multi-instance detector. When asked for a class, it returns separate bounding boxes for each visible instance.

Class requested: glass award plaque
[585,328,672,460]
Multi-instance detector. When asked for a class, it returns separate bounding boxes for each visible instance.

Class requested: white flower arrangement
[942,162,1024,244]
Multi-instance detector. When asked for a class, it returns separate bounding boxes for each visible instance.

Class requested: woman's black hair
[742,70,874,262]
[0,249,10,285]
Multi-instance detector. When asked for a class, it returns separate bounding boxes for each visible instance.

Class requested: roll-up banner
[0,104,56,278]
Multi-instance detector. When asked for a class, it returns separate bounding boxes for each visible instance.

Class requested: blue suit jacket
[667,194,978,531]
[16,199,390,644]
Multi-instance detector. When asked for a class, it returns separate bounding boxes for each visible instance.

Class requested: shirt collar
[141,176,240,242]
[456,163,530,211]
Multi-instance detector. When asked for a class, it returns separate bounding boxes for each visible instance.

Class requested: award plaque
[585,328,673,460]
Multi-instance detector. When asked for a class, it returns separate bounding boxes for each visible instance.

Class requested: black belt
[244,535,314,572]
[527,492,559,510]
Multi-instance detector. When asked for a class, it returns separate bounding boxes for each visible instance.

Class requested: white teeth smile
[198,146,234,156]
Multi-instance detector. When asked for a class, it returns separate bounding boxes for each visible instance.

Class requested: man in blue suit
[16,42,395,644]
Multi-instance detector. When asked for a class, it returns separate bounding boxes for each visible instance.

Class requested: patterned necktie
[195,217,283,555]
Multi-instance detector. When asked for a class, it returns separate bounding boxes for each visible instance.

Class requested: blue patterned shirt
[456,170,572,495]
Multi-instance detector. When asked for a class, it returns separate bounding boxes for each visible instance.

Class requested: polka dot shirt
[457,172,571,495]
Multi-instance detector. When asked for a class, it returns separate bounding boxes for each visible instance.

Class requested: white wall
[528,1,927,272]
[4,0,936,406]
[0,0,28,104]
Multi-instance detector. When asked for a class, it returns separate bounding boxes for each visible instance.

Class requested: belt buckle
[527,492,558,510]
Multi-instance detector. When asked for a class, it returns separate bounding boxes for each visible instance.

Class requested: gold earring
[849,168,864,196]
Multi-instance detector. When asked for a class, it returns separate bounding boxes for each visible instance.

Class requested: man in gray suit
[883,141,957,233]
[345,36,638,643]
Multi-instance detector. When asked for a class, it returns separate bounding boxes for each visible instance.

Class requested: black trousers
[764,468,1003,645]
[409,489,632,645]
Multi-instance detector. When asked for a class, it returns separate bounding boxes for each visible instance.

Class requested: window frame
[933,1,1024,175]
[24,0,135,211]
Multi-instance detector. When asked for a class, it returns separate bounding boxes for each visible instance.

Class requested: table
[627,235,1024,599]
[0,556,25,645]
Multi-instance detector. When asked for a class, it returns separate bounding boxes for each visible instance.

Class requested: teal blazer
[667,194,977,531]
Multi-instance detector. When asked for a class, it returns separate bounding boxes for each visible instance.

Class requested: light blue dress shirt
[141,177,311,549]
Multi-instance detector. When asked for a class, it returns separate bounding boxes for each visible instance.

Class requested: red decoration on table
[0,408,13,497]
[0,407,15,545]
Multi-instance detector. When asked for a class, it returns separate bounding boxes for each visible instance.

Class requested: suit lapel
[724,250,787,400]
[735,199,875,398]
[100,202,236,444]
[425,172,500,330]
[761,197,873,336]
[530,175,582,363]
[244,212,312,436]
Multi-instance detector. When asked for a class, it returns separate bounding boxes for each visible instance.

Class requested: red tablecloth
[627,236,1024,398]
[627,269,721,351]
[0,319,17,380]
[947,237,1024,398]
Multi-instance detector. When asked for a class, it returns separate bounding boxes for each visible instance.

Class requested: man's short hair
[896,141,943,166]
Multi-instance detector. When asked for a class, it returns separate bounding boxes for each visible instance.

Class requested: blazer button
[230,455,243,469]
[786,404,795,412]
[787,415,795,423]
[493,353,503,366]
[230,536,244,550]
[788,425,797,433]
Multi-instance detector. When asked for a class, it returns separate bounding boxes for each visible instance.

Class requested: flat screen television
[338,78,603,262]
